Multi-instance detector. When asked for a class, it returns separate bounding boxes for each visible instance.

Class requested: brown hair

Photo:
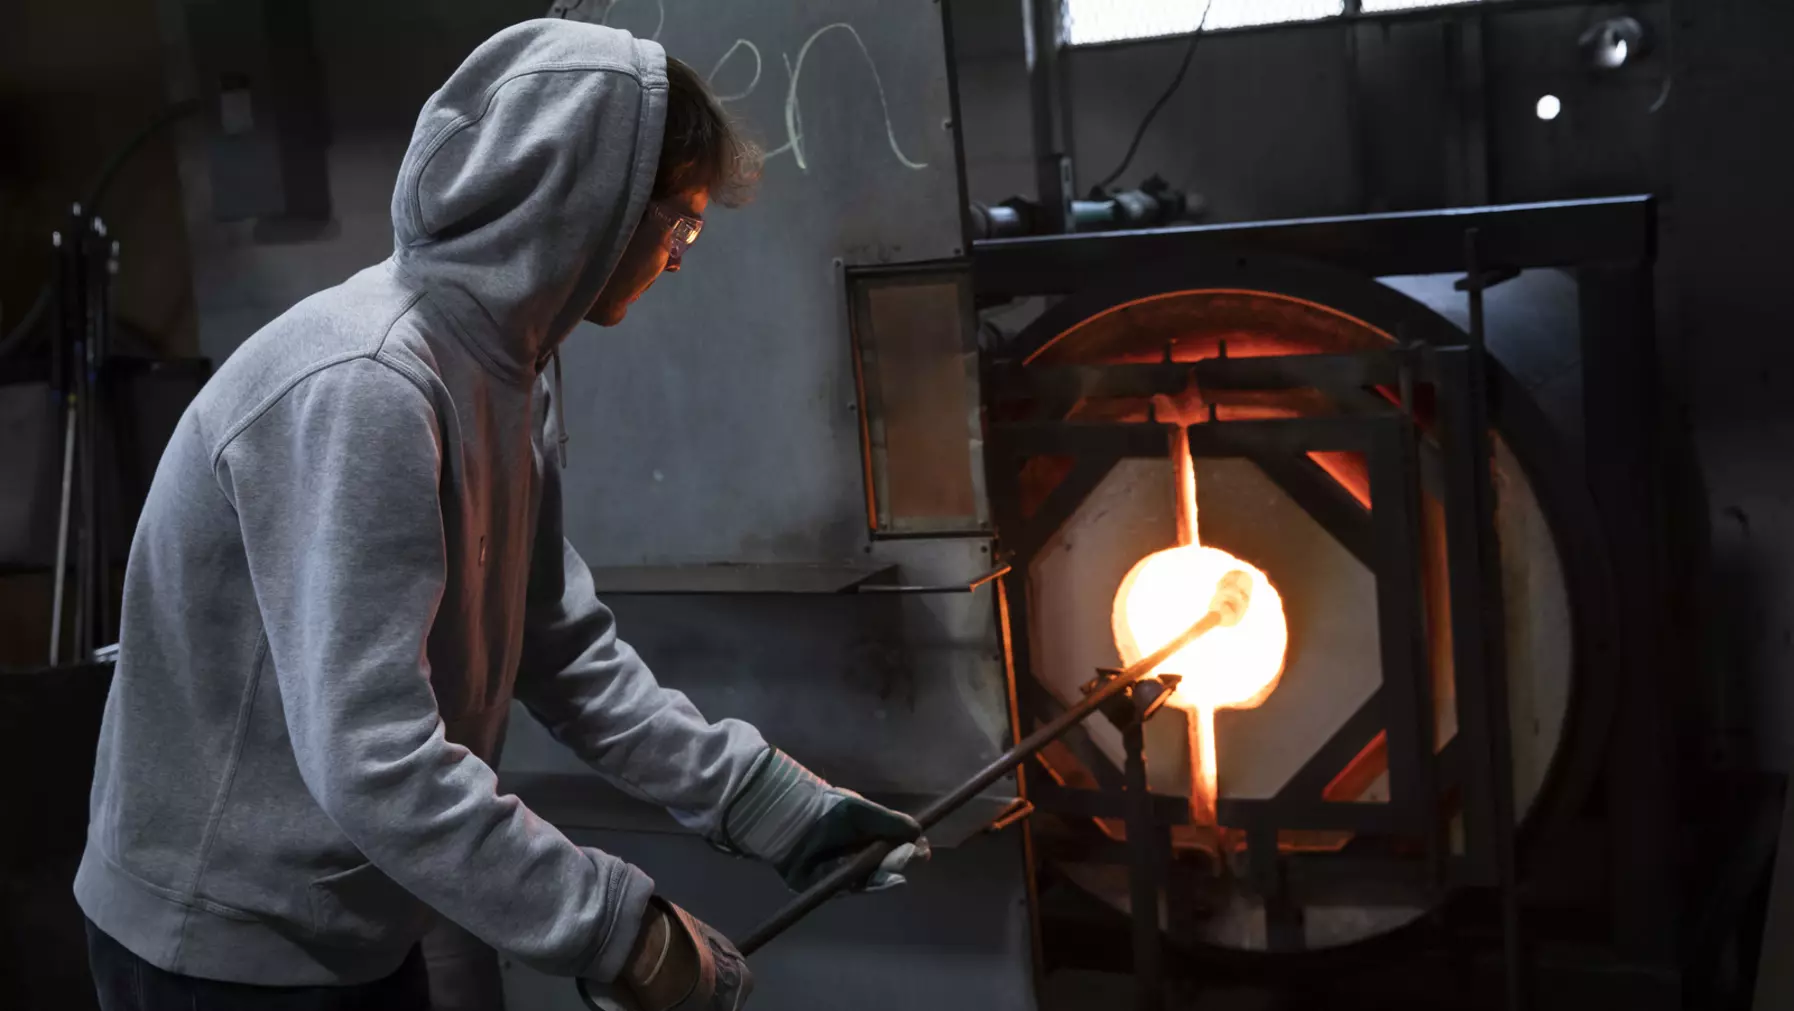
[654,57,762,208]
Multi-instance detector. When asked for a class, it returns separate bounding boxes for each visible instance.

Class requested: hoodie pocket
[309,861,431,946]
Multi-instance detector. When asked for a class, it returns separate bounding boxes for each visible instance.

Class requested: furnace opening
[1011,282,1575,953]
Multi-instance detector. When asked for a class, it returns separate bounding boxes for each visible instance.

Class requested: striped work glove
[719,748,928,892]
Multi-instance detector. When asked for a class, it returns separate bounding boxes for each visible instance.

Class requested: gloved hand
[718,748,928,892]
[580,898,751,1011]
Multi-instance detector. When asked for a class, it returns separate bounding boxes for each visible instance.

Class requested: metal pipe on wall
[968,183,1192,240]
[1023,0,1073,233]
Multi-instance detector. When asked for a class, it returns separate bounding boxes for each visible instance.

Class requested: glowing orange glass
[1111,426,1289,824]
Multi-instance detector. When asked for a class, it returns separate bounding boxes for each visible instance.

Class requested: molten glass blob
[1112,547,1289,824]
[1112,546,1288,711]
[1110,418,1291,825]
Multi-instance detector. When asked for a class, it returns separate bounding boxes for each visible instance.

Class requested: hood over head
[392,19,666,383]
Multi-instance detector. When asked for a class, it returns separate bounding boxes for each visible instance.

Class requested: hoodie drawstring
[552,349,569,468]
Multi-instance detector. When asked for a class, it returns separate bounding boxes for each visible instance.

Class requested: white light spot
[1536,94,1562,121]
[652,470,664,482]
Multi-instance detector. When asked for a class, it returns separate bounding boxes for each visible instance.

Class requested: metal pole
[1463,227,1524,1011]
[1123,686,1164,1010]
[77,221,100,658]
[48,222,75,667]
[96,238,120,645]
[736,572,1249,956]
[48,398,77,667]
[1023,0,1072,233]
[996,577,1048,995]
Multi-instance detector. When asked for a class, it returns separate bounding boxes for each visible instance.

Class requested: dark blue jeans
[84,919,431,1011]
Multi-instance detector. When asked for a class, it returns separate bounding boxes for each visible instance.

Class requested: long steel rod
[737,572,1246,955]
[577,574,1251,1010]
[48,398,77,666]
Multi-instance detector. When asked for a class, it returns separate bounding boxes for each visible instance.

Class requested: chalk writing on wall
[552,1,929,175]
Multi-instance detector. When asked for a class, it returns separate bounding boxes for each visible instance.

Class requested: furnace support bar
[854,563,1013,595]
[734,570,1253,956]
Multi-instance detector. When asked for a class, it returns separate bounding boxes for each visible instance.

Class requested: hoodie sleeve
[216,356,651,982]
[513,432,769,836]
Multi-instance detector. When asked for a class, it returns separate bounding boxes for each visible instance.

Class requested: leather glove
[581,898,751,1011]
[719,748,928,892]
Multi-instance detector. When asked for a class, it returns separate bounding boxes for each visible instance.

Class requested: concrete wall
[0,0,200,668]
[1662,0,1794,770]
[949,0,1035,202]
[154,0,548,366]
[0,0,197,355]
[1065,25,1362,220]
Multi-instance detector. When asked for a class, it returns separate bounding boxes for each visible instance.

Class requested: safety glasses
[650,202,703,268]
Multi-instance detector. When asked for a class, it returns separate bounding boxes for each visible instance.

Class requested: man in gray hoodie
[76,19,922,1011]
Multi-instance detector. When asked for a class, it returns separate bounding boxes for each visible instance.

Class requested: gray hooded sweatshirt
[75,19,767,987]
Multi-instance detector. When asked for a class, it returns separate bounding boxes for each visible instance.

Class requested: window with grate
[1064,0,1484,47]
[1359,0,1478,11]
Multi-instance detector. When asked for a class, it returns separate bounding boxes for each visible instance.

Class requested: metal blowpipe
[736,569,1253,955]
